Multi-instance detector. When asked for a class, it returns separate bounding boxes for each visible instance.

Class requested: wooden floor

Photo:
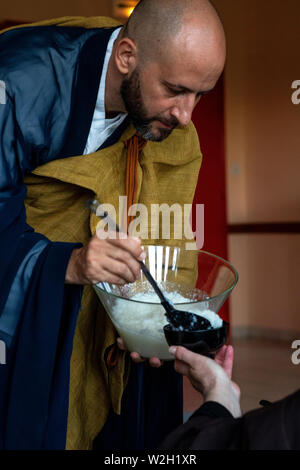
[183,337,300,418]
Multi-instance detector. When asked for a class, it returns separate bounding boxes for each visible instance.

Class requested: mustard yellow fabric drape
[0,16,121,35]
[21,17,202,450]
[25,122,201,449]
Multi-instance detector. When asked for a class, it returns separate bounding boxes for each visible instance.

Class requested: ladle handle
[87,199,172,309]
[138,261,170,306]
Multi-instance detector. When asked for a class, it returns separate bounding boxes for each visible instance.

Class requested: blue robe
[0,24,182,450]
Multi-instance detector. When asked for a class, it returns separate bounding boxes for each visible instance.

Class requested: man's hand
[117,337,164,368]
[169,345,242,418]
[65,232,145,285]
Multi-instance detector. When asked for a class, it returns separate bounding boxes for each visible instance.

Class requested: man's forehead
[147,56,222,94]
[162,79,214,96]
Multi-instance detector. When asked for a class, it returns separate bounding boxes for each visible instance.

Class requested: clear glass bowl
[93,245,238,360]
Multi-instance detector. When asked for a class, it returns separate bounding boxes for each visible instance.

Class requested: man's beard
[120,68,178,142]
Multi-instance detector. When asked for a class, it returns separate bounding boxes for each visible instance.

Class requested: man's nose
[170,95,196,127]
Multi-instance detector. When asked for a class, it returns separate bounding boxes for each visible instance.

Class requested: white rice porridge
[111,291,223,360]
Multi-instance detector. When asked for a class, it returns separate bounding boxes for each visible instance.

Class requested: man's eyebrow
[163,81,213,95]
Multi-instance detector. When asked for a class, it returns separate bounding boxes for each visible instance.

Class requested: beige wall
[215,0,300,224]
[229,234,300,336]
[214,0,300,337]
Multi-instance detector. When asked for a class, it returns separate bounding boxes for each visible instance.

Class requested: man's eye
[167,87,181,96]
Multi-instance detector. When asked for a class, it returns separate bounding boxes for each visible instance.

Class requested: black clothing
[160,390,300,450]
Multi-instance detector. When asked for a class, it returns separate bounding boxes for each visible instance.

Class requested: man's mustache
[148,116,179,128]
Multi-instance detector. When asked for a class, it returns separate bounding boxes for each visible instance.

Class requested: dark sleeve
[191,401,234,419]
[0,80,82,449]
[237,390,300,450]
[160,391,300,450]
[0,86,79,345]
[159,401,237,450]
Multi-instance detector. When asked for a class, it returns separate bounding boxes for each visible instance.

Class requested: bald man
[0,0,226,450]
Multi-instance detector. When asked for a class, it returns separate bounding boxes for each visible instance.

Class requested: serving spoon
[87,199,212,331]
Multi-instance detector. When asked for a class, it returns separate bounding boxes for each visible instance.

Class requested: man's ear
[115,37,138,75]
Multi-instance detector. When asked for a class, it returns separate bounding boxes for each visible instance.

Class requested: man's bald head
[108,0,226,141]
[122,0,225,66]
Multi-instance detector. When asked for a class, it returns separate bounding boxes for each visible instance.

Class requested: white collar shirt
[83,27,127,155]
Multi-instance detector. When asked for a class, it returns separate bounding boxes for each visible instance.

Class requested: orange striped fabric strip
[124,133,147,230]
[106,132,147,368]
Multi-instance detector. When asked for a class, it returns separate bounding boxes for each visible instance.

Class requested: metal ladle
[87,199,212,331]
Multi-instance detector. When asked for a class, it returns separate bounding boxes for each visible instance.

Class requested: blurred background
[1,0,299,416]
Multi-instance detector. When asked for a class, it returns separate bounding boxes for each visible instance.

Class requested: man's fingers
[103,257,137,283]
[107,235,144,259]
[96,233,145,278]
[130,353,163,367]
[101,270,128,285]
[149,357,163,368]
[130,352,146,363]
[107,247,141,280]
[82,233,146,286]
[116,337,127,350]
[117,340,164,367]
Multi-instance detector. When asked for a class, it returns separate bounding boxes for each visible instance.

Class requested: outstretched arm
[170,345,241,418]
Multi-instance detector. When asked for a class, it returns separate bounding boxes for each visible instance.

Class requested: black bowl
[163,321,230,357]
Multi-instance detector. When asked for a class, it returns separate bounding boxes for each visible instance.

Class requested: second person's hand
[169,345,242,418]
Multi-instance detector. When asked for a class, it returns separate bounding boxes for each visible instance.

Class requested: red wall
[192,75,229,321]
